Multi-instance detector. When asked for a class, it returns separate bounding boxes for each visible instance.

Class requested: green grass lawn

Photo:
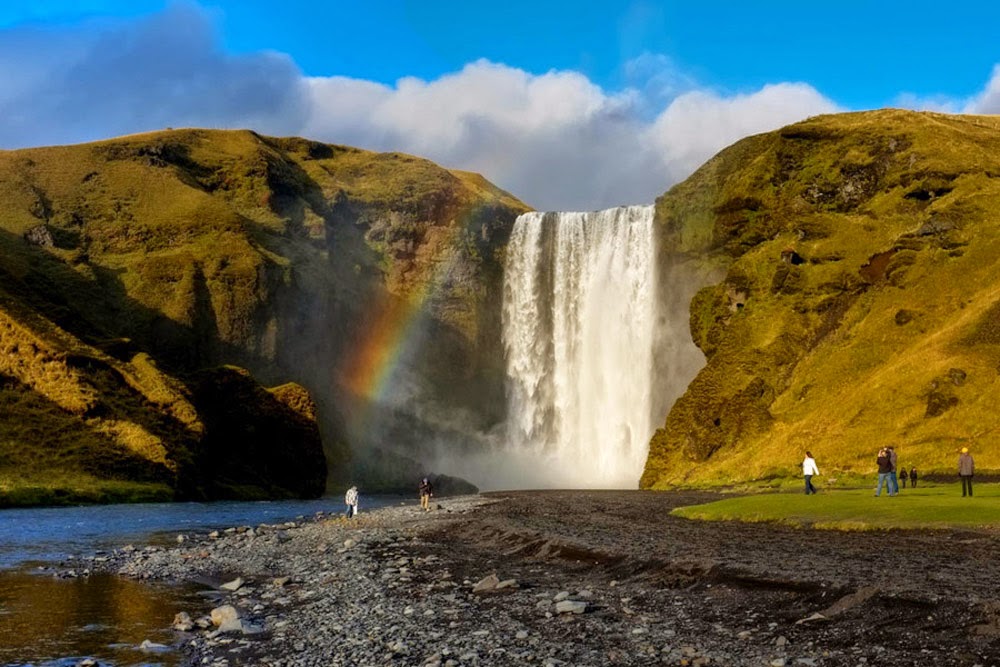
[671,484,1000,530]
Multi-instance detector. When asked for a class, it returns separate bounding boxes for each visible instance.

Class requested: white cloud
[302,66,839,210]
[0,4,845,210]
[964,65,1000,114]
[648,83,841,183]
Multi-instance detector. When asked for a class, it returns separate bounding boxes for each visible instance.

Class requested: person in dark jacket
[887,446,899,494]
[959,448,975,497]
[899,467,909,489]
[910,467,918,488]
[419,477,434,511]
[875,448,894,497]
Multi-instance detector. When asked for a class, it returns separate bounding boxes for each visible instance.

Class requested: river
[0,496,396,666]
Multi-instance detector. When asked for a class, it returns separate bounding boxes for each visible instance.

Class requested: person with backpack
[419,477,434,511]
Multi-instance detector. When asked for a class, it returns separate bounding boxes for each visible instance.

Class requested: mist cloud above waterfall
[6,5,1000,210]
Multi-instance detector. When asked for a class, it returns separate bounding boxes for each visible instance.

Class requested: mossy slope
[0,129,527,503]
[643,109,1000,487]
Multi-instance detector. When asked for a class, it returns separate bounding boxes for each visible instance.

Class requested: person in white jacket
[345,486,359,518]
[803,452,820,495]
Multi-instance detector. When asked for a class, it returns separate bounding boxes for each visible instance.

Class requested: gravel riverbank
[78,491,1000,666]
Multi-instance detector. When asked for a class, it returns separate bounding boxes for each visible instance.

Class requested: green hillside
[0,129,527,504]
[643,109,1000,487]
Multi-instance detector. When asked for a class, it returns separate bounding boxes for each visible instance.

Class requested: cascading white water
[502,205,657,488]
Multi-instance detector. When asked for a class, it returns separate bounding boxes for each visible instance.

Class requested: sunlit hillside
[0,129,527,504]
[643,109,1000,487]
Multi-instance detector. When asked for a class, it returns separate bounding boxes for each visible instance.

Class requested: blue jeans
[804,475,817,495]
[890,471,899,494]
[875,473,892,496]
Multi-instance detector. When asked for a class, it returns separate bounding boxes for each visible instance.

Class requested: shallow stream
[0,496,393,666]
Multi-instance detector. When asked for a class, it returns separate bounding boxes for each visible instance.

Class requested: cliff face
[643,110,1000,487]
[0,129,528,503]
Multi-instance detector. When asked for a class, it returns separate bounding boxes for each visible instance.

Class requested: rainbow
[338,221,473,435]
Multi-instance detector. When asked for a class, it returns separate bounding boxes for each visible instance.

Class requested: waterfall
[502,205,657,488]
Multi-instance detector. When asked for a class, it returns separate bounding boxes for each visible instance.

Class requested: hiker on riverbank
[419,477,433,511]
[802,451,820,495]
[345,486,359,518]
[959,448,975,497]
[910,467,918,488]
[875,448,895,496]
[899,467,909,489]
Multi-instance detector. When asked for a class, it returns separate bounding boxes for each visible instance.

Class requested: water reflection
[0,570,192,666]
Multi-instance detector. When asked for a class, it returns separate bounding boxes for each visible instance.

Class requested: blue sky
[1,1,998,209]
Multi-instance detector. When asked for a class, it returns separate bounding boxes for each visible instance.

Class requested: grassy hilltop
[0,129,527,504]
[643,109,1000,488]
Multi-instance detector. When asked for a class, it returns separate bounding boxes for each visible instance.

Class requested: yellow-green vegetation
[0,128,528,504]
[672,485,1000,531]
[643,109,1000,488]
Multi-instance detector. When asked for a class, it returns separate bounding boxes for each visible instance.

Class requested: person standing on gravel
[802,451,820,495]
[958,448,975,497]
[419,477,434,511]
[345,486,359,518]
[875,448,894,496]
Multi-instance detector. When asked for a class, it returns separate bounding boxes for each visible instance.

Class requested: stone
[344,538,357,549]
[553,591,571,602]
[516,630,529,640]
[776,635,787,647]
[554,600,587,615]
[472,574,500,592]
[172,611,194,631]
[210,605,240,627]
[220,577,244,591]
[176,534,186,544]
[273,576,291,587]
[208,530,220,539]
[138,639,169,652]
[496,579,518,589]
[218,618,244,634]
[241,622,265,635]
[770,659,787,667]
[795,612,828,625]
